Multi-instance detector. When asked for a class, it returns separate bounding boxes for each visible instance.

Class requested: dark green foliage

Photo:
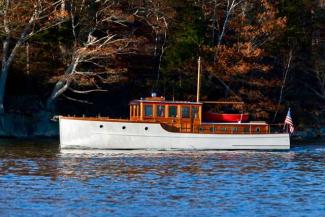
[159,1,206,100]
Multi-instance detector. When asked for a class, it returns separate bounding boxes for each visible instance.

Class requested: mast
[196,57,201,102]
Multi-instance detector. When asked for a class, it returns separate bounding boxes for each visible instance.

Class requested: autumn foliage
[199,0,287,118]
[0,0,324,125]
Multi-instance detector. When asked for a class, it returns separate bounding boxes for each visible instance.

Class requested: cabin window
[192,107,198,119]
[256,127,260,133]
[221,127,227,132]
[157,105,165,117]
[169,106,177,117]
[182,106,190,118]
[232,127,238,133]
[144,105,153,117]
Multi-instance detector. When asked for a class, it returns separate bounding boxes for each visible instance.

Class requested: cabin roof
[130,99,203,105]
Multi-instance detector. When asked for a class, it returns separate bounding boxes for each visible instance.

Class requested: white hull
[59,118,290,150]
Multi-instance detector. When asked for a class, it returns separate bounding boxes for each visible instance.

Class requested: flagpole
[284,107,294,134]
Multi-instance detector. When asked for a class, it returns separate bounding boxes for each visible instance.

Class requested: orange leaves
[205,0,286,77]
[231,62,251,74]
[239,43,263,58]
[2,0,66,37]
[211,42,267,75]
[201,0,287,116]
[48,9,69,21]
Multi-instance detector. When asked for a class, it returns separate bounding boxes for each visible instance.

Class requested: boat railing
[162,121,287,134]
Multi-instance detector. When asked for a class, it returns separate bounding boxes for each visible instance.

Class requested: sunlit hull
[59,117,290,150]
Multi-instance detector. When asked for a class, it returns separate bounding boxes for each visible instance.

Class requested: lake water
[0,140,325,217]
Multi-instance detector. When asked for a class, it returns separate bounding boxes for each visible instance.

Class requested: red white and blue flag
[284,108,294,134]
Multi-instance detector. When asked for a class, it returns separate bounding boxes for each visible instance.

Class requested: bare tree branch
[62,94,93,104]
[68,87,108,94]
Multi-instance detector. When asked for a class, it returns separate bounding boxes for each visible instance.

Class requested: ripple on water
[0,143,325,216]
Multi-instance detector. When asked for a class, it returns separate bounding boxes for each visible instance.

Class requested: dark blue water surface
[0,140,325,217]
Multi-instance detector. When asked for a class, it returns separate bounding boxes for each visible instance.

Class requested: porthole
[99,125,103,128]
[145,127,148,131]
[122,126,126,130]
[256,127,260,133]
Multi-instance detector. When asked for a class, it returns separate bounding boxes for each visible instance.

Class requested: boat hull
[59,117,290,150]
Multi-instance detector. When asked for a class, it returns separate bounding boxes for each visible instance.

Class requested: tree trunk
[273,49,293,121]
[46,80,71,111]
[0,38,10,114]
[46,55,80,110]
[0,37,28,114]
[0,65,9,114]
[215,2,232,62]
[217,8,230,47]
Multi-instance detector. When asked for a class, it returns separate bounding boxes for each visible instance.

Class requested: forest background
[0,0,324,137]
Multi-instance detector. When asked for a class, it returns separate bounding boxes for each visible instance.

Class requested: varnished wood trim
[60,116,159,124]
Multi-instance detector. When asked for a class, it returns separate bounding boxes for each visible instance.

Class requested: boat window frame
[133,105,137,117]
[137,105,140,116]
[191,106,199,119]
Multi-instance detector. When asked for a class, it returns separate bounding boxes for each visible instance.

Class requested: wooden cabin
[129,96,270,134]
[129,96,202,132]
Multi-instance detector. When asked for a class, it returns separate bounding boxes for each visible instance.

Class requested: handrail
[162,121,286,135]
[201,101,244,104]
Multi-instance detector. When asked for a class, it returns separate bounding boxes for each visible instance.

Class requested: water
[0,140,325,217]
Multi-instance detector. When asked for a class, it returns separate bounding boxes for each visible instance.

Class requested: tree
[202,0,286,118]
[47,0,173,110]
[0,0,66,114]
[159,1,205,100]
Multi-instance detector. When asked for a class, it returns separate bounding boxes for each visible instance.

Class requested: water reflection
[1,142,323,179]
[1,141,325,216]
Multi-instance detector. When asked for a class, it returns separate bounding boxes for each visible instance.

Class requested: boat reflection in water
[0,141,297,180]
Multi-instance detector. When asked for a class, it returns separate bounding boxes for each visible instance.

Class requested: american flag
[284,108,294,134]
